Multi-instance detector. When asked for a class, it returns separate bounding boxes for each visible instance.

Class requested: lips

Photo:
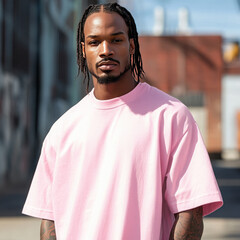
[97,60,119,71]
[99,64,116,71]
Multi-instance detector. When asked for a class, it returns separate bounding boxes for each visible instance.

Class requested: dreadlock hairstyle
[77,2,145,92]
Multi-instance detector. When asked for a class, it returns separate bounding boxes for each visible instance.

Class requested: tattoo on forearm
[40,220,56,240]
[170,206,203,240]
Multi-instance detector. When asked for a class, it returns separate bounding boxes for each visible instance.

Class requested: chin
[90,65,130,85]
[97,74,121,84]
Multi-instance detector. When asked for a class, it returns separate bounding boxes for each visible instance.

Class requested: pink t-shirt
[23,82,223,240]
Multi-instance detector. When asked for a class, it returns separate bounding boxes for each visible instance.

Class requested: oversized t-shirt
[22,82,223,240]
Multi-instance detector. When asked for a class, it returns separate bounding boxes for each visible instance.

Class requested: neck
[93,72,138,100]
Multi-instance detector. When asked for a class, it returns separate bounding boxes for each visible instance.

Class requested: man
[23,3,223,240]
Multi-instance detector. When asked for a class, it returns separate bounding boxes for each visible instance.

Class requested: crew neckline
[89,82,147,109]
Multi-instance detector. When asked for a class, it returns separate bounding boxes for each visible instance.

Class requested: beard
[87,60,131,84]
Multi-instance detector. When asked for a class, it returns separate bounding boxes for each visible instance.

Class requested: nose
[99,41,113,57]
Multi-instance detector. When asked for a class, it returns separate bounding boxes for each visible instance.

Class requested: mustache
[96,58,120,67]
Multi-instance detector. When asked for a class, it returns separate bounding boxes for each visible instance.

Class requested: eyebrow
[86,31,125,39]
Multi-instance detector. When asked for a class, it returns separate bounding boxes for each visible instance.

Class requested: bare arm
[40,219,56,240]
[169,206,203,240]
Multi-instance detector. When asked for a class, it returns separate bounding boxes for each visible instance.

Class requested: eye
[88,40,99,46]
[112,39,123,43]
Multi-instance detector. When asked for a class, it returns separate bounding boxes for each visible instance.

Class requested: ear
[81,42,85,58]
[129,38,135,55]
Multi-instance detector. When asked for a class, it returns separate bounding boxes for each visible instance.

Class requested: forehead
[84,11,128,38]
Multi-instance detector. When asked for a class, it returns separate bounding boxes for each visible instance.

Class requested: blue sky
[119,0,240,39]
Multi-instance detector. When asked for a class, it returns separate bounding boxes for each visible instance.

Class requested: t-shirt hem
[171,192,223,216]
[22,205,54,220]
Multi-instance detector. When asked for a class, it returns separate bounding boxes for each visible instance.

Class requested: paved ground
[203,218,240,240]
[0,217,40,240]
[0,159,240,239]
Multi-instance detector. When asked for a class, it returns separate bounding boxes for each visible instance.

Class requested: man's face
[82,11,135,84]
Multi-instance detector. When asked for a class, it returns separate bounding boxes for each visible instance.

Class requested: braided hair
[77,2,144,92]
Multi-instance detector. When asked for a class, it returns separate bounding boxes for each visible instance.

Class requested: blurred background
[0,0,240,239]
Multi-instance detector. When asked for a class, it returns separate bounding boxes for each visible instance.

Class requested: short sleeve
[164,105,223,216]
[22,134,56,220]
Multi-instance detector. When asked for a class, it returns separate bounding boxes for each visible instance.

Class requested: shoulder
[140,83,197,138]
[47,93,91,142]
[141,83,193,118]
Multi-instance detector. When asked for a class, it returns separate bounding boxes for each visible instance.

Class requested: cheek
[85,52,97,67]
[121,49,131,64]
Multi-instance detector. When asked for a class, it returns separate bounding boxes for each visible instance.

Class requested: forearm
[40,219,56,240]
[169,206,203,240]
